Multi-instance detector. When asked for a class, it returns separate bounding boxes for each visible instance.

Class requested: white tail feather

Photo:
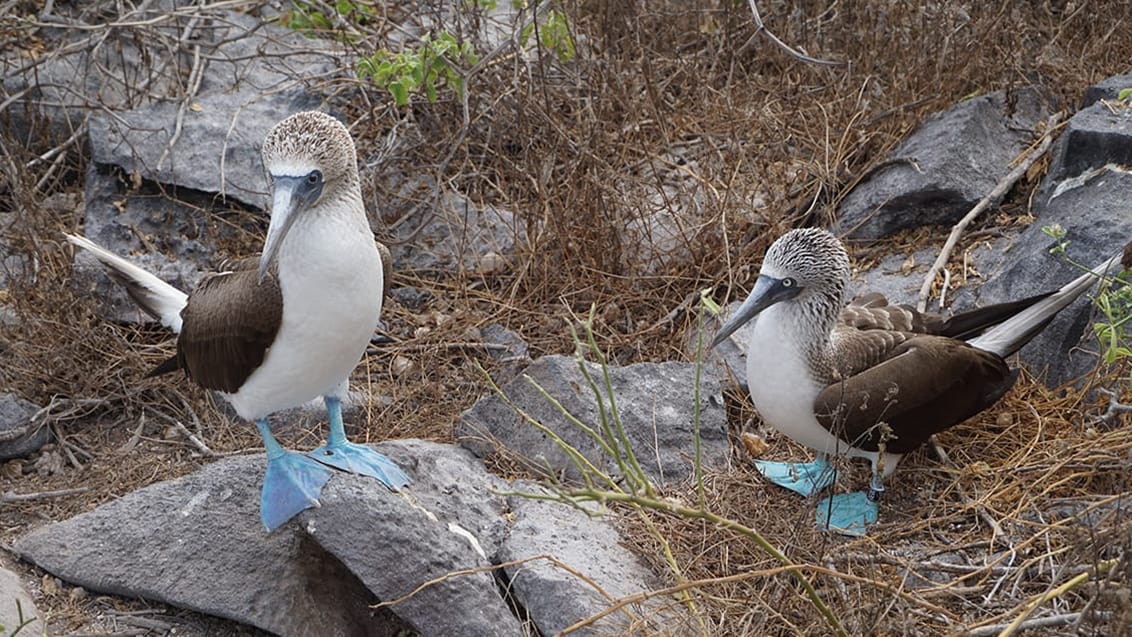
[969,253,1121,357]
[65,233,189,333]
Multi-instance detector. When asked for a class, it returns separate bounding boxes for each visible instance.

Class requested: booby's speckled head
[711,228,851,348]
[261,111,357,185]
[258,111,360,282]
[759,228,850,297]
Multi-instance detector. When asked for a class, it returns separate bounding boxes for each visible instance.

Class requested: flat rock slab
[88,88,323,211]
[14,453,412,637]
[6,9,336,210]
[499,488,689,636]
[836,87,1051,239]
[0,563,43,636]
[15,439,683,635]
[1041,99,1132,193]
[457,355,730,486]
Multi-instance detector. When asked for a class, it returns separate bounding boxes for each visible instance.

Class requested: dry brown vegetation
[2,1,1131,634]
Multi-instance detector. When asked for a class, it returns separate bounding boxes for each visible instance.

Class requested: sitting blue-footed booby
[66,111,409,532]
[712,228,1118,535]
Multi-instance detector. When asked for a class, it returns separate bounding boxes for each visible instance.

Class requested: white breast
[745,305,842,453]
[227,203,382,420]
[746,304,902,474]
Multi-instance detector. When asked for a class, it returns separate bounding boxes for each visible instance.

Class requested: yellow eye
[782,277,795,287]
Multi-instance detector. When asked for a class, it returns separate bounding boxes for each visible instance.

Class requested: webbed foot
[260,450,334,532]
[307,440,411,489]
[753,455,836,497]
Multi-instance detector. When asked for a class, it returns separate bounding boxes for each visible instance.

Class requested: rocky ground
[1,1,1131,635]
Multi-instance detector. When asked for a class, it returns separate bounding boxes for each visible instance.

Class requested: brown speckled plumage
[752,228,1040,457]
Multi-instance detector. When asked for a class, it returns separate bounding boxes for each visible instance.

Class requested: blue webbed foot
[307,395,411,490]
[753,455,836,497]
[260,448,334,532]
[816,491,878,537]
[307,441,411,490]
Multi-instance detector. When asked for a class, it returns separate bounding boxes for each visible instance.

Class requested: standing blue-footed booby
[66,111,409,532]
[712,228,1118,536]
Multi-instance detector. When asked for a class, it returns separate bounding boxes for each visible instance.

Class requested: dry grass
[1,0,1131,634]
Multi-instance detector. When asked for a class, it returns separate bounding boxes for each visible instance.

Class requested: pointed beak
[709,274,801,349]
[258,174,322,283]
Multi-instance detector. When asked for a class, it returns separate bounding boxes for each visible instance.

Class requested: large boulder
[457,354,731,486]
[835,87,1053,239]
[15,439,685,635]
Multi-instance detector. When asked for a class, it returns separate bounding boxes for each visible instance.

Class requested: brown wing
[841,292,1053,340]
[149,268,283,393]
[816,334,1014,455]
[840,294,938,333]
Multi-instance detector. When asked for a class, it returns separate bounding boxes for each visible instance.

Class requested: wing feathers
[816,337,1014,454]
[171,269,283,393]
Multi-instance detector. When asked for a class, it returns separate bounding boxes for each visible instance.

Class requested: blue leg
[753,454,837,497]
[816,473,883,537]
[307,396,411,490]
[256,419,333,532]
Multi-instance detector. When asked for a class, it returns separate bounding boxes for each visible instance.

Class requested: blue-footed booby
[66,110,409,532]
[712,228,1118,535]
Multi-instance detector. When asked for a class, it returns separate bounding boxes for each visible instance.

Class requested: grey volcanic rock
[14,453,410,637]
[379,439,513,560]
[307,476,523,637]
[69,164,211,325]
[457,355,730,485]
[3,9,335,208]
[498,490,689,636]
[1040,99,1132,193]
[836,87,1052,239]
[0,392,49,461]
[1081,70,1132,107]
[15,439,682,635]
[388,191,527,275]
[970,170,1132,384]
[0,564,43,636]
[87,87,322,211]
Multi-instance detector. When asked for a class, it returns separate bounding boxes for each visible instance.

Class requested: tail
[65,234,188,333]
[935,291,1054,340]
[968,253,1122,358]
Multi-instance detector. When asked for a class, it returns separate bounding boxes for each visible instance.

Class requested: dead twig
[2,487,91,503]
[741,0,847,67]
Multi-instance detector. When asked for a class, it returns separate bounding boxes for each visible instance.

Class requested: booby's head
[258,111,360,282]
[711,228,850,348]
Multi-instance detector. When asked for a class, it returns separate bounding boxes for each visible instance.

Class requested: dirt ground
[2,1,1131,635]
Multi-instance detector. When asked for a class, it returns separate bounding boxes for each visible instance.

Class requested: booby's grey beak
[258,173,324,283]
[709,274,802,348]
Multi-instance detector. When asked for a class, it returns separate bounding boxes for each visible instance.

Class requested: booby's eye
[781,277,796,287]
[307,170,323,185]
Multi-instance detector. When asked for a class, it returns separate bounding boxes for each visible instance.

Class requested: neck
[783,288,844,383]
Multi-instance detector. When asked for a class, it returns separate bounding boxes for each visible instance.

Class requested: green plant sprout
[520,9,575,62]
[279,1,376,41]
[357,32,480,106]
[1042,224,1132,373]
[485,303,847,636]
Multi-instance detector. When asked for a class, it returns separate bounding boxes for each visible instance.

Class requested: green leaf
[699,288,721,315]
[388,80,409,106]
[1118,88,1132,101]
